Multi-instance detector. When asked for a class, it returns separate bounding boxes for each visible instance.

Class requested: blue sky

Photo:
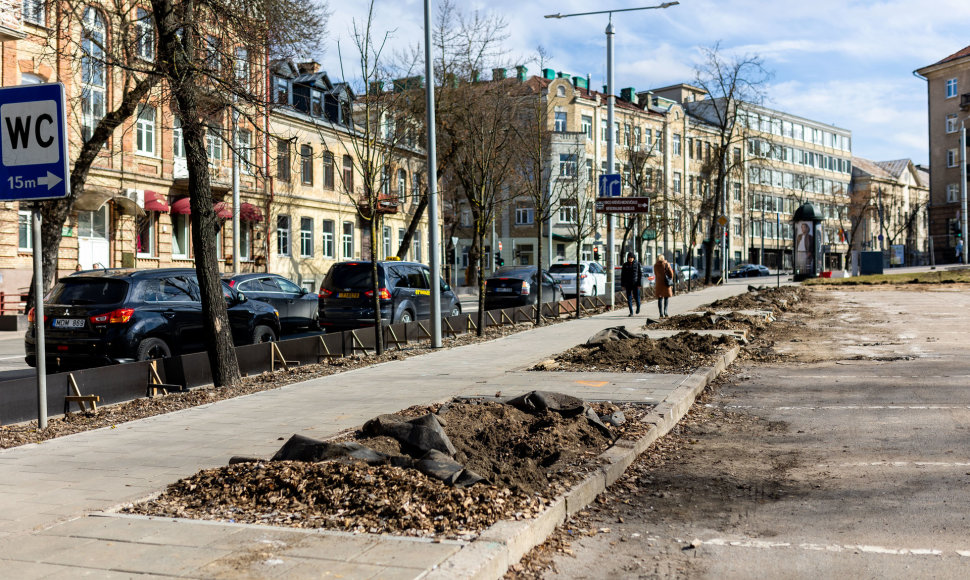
[318,1,970,166]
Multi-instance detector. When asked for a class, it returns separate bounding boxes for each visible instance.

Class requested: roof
[531,76,666,118]
[851,157,894,180]
[874,159,911,178]
[930,44,970,68]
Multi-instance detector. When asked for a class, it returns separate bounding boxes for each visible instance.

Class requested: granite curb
[424,344,742,580]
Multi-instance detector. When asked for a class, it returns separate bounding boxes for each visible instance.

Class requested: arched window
[135,7,154,60]
[81,7,107,142]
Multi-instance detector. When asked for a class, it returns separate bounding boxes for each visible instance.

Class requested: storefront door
[78,206,110,270]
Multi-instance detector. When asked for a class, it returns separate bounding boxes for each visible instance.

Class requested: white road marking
[817,461,970,468]
[700,538,948,557]
[719,405,970,411]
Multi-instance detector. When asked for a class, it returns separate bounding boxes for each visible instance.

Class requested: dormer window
[274,77,290,105]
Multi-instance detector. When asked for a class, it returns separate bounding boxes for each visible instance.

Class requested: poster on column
[795,220,814,273]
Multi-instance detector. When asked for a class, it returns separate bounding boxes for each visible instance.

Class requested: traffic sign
[716,215,728,226]
[594,197,650,213]
[0,83,70,201]
[598,173,622,197]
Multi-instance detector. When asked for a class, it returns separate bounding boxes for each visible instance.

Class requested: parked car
[224,273,319,331]
[547,261,608,297]
[483,267,562,310]
[24,268,281,370]
[318,261,461,330]
[728,264,771,278]
[679,265,700,280]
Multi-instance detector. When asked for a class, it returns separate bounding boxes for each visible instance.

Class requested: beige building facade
[850,158,930,266]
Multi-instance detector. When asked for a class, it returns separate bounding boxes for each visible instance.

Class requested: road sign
[598,173,622,197]
[716,215,728,226]
[594,197,650,213]
[0,83,70,201]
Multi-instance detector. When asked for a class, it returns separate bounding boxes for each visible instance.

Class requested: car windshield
[48,278,128,305]
[325,263,386,289]
[492,269,532,280]
[548,264,580,274]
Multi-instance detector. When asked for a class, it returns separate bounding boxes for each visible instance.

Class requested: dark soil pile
[125,399,653,539]
[708,285,807,314]
[547,332,736,374]
[649,311,768,332]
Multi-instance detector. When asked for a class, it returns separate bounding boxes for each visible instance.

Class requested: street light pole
[424,0,442,347]
[545,2,679,308]
[962,120,968,264]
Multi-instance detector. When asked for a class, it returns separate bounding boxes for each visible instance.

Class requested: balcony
[961,93,970,111]
[357,193,399,216]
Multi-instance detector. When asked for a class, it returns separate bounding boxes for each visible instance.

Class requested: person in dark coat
[620,252,642,316]
[653,255,675,318]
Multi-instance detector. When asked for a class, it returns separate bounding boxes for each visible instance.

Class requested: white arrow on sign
[36,171,62,190]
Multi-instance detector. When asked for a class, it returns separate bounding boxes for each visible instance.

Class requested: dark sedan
[483,267,562,311]
[729,264,771,278]
[225,273,319,330]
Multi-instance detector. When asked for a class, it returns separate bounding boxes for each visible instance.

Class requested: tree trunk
[151,0,239,388]
[475,228,486,337]
[369,212,384,355]
[534,221,543,326]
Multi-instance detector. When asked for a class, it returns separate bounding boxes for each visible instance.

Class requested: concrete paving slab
[350,537,463,569]
[0,559,93,580]
[40,537,233,576]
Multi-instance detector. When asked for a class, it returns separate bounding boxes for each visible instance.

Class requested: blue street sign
[0,83,70,201]
[598,173,622,197]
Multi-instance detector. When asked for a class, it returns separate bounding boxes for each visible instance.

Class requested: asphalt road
[544,286,970,579]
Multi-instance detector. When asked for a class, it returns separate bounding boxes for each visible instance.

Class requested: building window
[172,118,185,159]
[136,213,156,257]
[383,225,392,258]
[239,221,252,261]
[207,127,223,164]
[581,115,592,140]
[733,217,742,236]
[236,129,252,173]
[342,221,354,258]
[947,114,959,134]
[300,144,313,184]
[277,215,290,256]
[947,183,960,203]
[397,169,407,202]
[460,208,472,227]
[515,207,534,225]
[274,76,290,105]
[81,7,106,143]
[23,0,45,25]
[554,111,567,132]
[948,148,959,168]
[412,230,422,262]
[171,213,189,258]
[205,34,221,73]
[672,133,682,156]
[135,7,154,60]
[411,173,421,202]
[601,120,609,141]
[342,155,354,192]
[673,171,682,194]
[18,210,32,251]
[633,126,641,147]
[323,152,334,188]
[644,128,652,147]
[946,78,959,99]
[559,205,577,223]
[135,105,155,155]
[299,217,313,257]
[321,219,335,258]
[559,153,577,177]
[276,139,290,181]
[518,244,533,266]
[733,182,742,201]
[234,46,250,83]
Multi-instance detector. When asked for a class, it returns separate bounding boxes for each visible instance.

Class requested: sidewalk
[0,284,750,579]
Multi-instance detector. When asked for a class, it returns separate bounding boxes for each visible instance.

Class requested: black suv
[25,268,281,370]
[318,261,461,330]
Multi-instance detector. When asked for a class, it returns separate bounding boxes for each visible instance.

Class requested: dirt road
[520,286,970,579]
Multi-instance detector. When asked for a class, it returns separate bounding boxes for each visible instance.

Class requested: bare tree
[149,0,328,386]
[557,139,596,319]
[688,43,772,282]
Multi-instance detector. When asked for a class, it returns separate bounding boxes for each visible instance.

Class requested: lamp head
[544,13,563,19]
[660,1,680,7]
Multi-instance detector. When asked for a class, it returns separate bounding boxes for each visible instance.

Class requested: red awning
[144,190,170,212]
[213,201,233,219]
[240,202,263,222]
[170,197,191,214]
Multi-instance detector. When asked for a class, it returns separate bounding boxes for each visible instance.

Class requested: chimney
[298,61,320,74]
[542,68,556,80]
[492,68,506,80]
[572,76,588,90]
[620,87,636,102]
[516,65,528,81]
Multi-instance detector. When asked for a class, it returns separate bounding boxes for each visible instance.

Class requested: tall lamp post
[962,120,968,264]
[424,0,442,347]
[545,2,679,307]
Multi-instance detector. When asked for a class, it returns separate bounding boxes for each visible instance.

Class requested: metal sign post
[0,83,71,429]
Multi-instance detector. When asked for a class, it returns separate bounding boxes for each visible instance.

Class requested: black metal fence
[0,295,620,426]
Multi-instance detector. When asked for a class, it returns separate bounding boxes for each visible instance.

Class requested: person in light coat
[653,255,674,318]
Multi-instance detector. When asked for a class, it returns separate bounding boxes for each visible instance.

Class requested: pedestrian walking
[620,252,642,316]
[653,255,674,318]
[956,238,964,263]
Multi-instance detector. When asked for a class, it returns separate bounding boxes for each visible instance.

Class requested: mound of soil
[125,399,652,539]
[650,311,768,332]
[709,285,806,314]
[548,332,736,373]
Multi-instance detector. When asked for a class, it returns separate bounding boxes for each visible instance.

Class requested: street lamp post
[546,2,679,307]
[424,0,442,347]
[962,120,968,264]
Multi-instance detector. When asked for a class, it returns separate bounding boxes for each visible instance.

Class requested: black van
[24,268,281,370]
[318,261,461,330]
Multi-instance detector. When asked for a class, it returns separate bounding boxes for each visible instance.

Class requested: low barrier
[0,295,622,427]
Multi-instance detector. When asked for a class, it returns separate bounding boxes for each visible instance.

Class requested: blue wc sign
[0,82,70,201]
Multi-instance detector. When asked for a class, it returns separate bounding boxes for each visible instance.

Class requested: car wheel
[251,325,277,344]
[450,305,461,317]
[398,310,414,324]
[308,314,321,331]
[137,337,172,361]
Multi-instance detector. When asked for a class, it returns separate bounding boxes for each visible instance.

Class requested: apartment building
[916,44,970,263]
[267,61,430,292]
[850,158,929,266]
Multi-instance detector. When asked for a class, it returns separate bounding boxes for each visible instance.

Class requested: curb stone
[423,344,742,580]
